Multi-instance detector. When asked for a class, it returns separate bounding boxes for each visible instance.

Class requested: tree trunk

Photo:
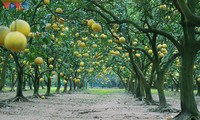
[128,80,132,93]
[12,66,29,102]
[69,79,72,91]
[23,79,26,90]
[135,80,145,101]
[175,51,199,119]
[16,67,24,97]
[130,80,135,94]
[73,80,76,90]
[80,79,85,89]
[55,73,61,94]
[144,86,154,104]
[33,65,40,97]
[174,2,200,117]
[174,50,200,119]
[62,82,68,93]
[139,79,145,100]
[45,77,51,96]
[28,76,33,90]
[10,73,16,92]
[0,52,9,91]
[156,72,167,107]
[196,81,200,96]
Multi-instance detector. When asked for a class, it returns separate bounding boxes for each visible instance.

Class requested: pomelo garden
[0,0,200,120]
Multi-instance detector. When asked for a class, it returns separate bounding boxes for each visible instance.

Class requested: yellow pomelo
[49,64,53,69]
[41,96,45,99]
[39,78,44,82]
[58,17,65,24]
[119,37,125,43]
[4,31,27,52]
[0,26,10,46]
[60,73,64,77]
[83,53,89,57]
[87,19,95,27]
[9,19,31,36]
[24,48,29,53]
[34,57,43,65]
[43,0,50,4]
[64,80,67,84]
[52,71,56,75]
[80,61,84,67]
[92,23,102,32]
[159,4,167,10]
[56,8,63,14]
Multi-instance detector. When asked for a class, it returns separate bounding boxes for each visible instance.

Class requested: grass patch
[2,87,11,92]
[151,89,178,96]
[1,87,65,95]
[83,88,125,95]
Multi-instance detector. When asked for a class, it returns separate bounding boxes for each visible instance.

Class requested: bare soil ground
[0,90,199,120]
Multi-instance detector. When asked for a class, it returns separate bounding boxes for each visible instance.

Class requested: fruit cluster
[0,19,30,52]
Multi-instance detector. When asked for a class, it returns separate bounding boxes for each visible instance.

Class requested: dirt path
[0,92,181,120]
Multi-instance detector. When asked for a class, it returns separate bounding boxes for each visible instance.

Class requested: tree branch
[173,0,200,26]
[109,20,182,52]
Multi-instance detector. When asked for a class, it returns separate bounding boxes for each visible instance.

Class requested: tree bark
[10,73,16,92]
[62,82,68,93]
[196,81,200,96]
[33,65,40,97]
[69,79,72,91]
[0,52,9,91]
[156,71,167,107]
[28,76,33,90]
[45,76,51,96]
[173,1,200,118]
[16,67,24,97]
[176,50,199,118]
[55,73,61,94]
